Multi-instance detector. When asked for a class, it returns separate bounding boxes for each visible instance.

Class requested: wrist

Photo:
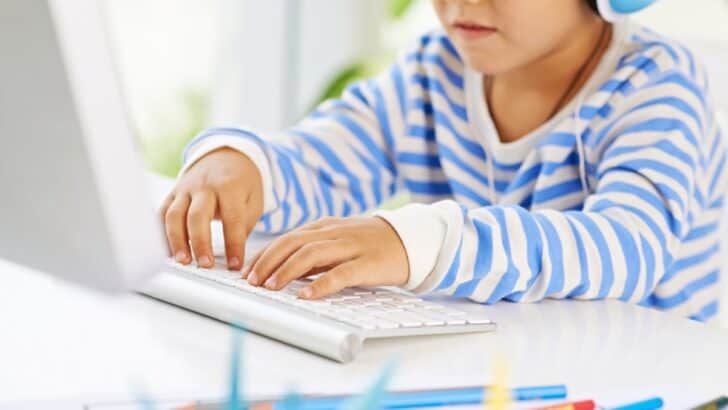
[373,216,410,287]
[238,150,265,213]
[373,204,448,291]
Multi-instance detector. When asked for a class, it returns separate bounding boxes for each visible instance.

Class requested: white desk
[1,257,727,409]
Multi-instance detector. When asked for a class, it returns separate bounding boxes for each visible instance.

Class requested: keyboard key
[391,295,420,301]
[354,320,378,330]
[370,305,405,313]
[303,299,331,307]
[221,271,243,281]
[410,310,464,326]
[440,308,468,316]
[420,302,446,310]
[443,317,467,325]
[466,317,493,325]
[377,311,424,328]
[368,316,400,329]
[407,311,446,326]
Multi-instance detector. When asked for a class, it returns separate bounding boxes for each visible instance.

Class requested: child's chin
[461,56,513,76]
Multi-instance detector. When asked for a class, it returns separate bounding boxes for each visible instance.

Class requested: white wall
[105,0,386,139]
[104,0,219,142]
[209,0,386,132]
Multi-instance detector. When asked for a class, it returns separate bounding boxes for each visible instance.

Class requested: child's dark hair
[586,0,600,14]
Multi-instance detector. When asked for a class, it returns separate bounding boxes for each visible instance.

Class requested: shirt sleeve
[181,57,409,233]
[378,73,707,304]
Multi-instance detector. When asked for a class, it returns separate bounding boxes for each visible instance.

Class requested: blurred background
[104,0,728,177]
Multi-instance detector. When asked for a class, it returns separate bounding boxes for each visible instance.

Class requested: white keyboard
[140,258,496,362]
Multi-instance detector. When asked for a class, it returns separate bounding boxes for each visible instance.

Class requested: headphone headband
[597,0,658,22]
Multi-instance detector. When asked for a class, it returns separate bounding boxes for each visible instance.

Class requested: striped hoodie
[183,21,728,321]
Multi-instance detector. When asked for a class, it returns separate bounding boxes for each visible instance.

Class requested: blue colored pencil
[609,397,664,410]
[270,385,567,410]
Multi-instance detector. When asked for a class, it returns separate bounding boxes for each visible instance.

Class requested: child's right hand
[160,147,264,271]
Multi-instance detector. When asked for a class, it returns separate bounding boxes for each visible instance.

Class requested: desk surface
[2,257,728,409]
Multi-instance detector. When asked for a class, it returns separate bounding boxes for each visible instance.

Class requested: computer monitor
[0,0,166,291]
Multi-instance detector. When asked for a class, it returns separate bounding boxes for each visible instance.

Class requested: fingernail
[264,276,277,289]
[175,251,188,264]
[198,255,212,268]
[228,257,240,270]
[299,287,313,299]
[241,265,250,277]
[248,271,259,285]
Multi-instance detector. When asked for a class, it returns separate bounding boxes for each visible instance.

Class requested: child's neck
[486,18,612,144]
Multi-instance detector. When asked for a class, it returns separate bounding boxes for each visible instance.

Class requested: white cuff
[180,135,277,214]
[373,203,448,291]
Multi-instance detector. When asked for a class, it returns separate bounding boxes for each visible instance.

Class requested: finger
[164,194,192,264]
[299,260,363,299]
[242,247,264,279]
[158,193,176,255]
[247,229,329,286]
[263,240,354,290]
[293,216,345,232]
[218,191,248,271]
[159,192,175,224]
[187,190,217,268]
[252,217,345,274]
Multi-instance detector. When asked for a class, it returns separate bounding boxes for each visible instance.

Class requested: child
[161,0,727,321]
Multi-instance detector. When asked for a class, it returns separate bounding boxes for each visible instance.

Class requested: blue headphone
[597,0,658,22]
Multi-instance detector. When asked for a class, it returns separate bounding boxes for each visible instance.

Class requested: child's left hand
[242,216,410,299]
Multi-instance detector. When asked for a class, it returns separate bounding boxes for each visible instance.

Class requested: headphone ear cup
[597,0,658,22]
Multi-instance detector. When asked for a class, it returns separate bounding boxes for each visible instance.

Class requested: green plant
[389,0,416,19]
[312,0,418,106]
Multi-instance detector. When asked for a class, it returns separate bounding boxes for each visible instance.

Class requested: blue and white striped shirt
[184,22,727,321]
